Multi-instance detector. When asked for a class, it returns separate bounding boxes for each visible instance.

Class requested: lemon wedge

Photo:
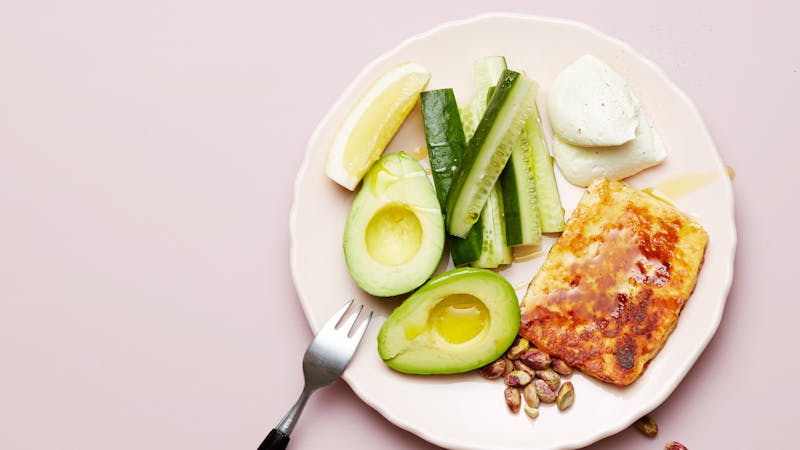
[325,62,431,190]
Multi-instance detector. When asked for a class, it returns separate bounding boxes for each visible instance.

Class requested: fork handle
[257,429,289,450]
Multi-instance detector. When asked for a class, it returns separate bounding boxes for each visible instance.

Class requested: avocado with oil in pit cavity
[343,152,444,297]
[378,267,520,374]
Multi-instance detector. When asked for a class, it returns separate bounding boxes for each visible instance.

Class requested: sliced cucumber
[472,183,512,268]
[500,128,542,246]
[445,69,537,238]
[470,84,513,266]
[423,59,511,266]
[450,220,483,266]
[466,81,513,266]
[420,89,466,209]
[474,57,508,96]
[460,57,507,142]
[526,102,565,233]
[419,88,481,266]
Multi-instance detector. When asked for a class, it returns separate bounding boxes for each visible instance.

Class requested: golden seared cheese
[519,178,708,386]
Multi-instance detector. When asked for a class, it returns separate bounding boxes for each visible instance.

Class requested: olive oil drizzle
[645,166,734,204]
[407,145,429,161]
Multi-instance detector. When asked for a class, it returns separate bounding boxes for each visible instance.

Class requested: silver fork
[257,300,373,450]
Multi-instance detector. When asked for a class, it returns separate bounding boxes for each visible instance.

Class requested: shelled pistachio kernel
[505,370,532,387]
[533,379,556,403]
[502,356,514,376]
[555,381,575,410]
[535,367,561,391]
[479,358,507,380]
[664,441,687,450]
[520,347,551,369]
[633,415,658,437]
[551,357,573,376]
[504,386,521,413]
[522,383,539,408]
[513,359,536,377]
[506,337,530,360]
[523,404,539,419]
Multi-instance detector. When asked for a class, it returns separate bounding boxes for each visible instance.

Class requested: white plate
[290,13,736,450]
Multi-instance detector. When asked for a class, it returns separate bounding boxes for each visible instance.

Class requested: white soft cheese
[548,55,639,147]
[551,113,667,187]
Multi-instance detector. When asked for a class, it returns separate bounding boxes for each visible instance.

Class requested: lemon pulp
[341,72,430,181]
[326,63,430,190]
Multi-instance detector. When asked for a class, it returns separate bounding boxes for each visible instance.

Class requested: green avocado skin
[377,267,520,375]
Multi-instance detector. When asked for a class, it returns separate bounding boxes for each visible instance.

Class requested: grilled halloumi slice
[519,178,708,386]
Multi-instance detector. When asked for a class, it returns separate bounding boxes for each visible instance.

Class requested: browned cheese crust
[519,179,708,386]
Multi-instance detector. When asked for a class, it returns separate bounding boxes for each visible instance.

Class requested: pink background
[1,1,796,449]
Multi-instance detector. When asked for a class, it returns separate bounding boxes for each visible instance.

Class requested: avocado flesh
[343,152,444,297]
[378,267,520,374]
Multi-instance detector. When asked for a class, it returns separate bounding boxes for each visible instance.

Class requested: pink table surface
[1,1,797,449]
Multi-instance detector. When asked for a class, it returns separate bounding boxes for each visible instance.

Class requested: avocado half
[378,267,520,374]
[343,152,445,297]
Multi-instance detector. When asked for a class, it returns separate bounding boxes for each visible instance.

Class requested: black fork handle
[257,428,290,450]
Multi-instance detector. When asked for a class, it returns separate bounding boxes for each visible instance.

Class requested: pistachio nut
[522,383,539,408]
[504,386,521,413]
[532,378,556,403]
[550,357,573,376]
[520,348,551,369]
[664,441,687,450]
[535,367,561,391]
[505,370,532,387]
[502,356,514,377]
[506,336,530,360]
[555,381,575,410]
[523,404,539,419]
[513,359,536,377]
[479,358,507,380]
[633,415,658,437]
